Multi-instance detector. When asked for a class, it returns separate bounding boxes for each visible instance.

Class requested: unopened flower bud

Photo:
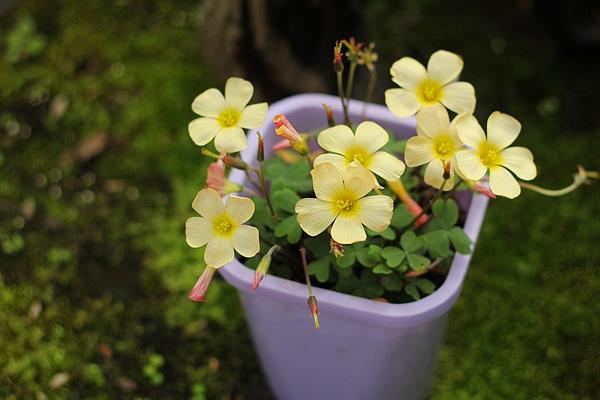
[307,295,320,329]
[257,132,265,162]
[251,245,280,291]
[322,103,336,127]
[467,180,496,199]
[221,154,249,170]
[205,160,243,195]
[333,41,344,73]
[387,180,429,227]
[443,161,451,180]
[189,265,217,302]
[274,114,308,155]
[329,239,344,258]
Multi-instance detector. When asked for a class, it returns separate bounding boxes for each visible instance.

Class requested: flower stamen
[217,108,240,128]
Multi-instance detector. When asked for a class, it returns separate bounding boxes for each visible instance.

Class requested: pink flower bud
[189,265,217,302]
[307,295,320,330]
[205,161,242,195]
[251,245,280,291]
[470,181,496,199]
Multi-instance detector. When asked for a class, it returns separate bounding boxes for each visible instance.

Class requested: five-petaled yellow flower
[313,121,405,185]
[385,50,475,117]
[188,77,268,153]
[295,163,393,244]
[455,112,537,199]
[185,188,260,267]
[404,105,464,190]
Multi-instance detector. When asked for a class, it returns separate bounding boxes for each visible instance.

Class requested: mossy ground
[0,1,598,399]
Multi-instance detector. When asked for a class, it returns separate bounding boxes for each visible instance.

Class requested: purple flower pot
[221,94,489,400]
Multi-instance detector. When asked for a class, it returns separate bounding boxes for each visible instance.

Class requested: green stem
[519,167,597,196]
[258,160,279,221]
[299,246,313,297]
[336,70,350,126]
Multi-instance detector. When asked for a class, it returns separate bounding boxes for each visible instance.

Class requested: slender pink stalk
[189,266,216,302]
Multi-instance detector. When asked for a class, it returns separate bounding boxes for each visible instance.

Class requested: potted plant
[183,41,596,400]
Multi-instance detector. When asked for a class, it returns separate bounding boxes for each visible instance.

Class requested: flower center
[416,79,443,104]
[217,108,240,128]
[212,215,236,237]
[431,133,456,160]
[478,141,503,168]
[336,199,354,211]
[344,146,371,167]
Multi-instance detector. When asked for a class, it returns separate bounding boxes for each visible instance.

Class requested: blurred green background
[0,0,598,399]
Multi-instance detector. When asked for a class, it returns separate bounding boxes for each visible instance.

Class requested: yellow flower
[385,50,475,117]
[295,163,393,244]
[404,105,464,190]
[185,188,260,267]
[313,121,405,184]
[455,112,537,198]
[188,77,268,153]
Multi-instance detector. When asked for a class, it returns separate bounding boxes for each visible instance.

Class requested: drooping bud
[272,139,292,152]
[329,239,344,258]
[221,154,249,170]
[387,180,429,227]
[273,114,308,155]
[251,245,280,291]
[307,295,320,330]
[205,160,243,195]
[257,132,265,162]
[333,41,344,73]
[189,265,217,302]
[466,180,496,199]
[322,103,336,127]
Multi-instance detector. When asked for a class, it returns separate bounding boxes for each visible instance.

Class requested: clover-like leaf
[449,226,472,255]
[400,231,423,253]
[390,204,413,229]
[308,257,330,282]
[432,198,459,228]
[272,188,301,214]
[381,247,406,268]
[415,279,436,294]
[373,263,394,275]
[381,274,404,291]
[407,253,431,270]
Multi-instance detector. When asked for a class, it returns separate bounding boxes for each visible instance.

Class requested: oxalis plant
[184,40,597,329]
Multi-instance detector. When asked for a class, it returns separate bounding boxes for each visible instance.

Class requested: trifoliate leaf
[405,282,421,300]
[336,250,356,268]
[304,235,331,258]
[381,274,404,291]
[407,253,431,270]
[400,230,423,253]
[274,215,301,244]
[423,230,452,258]
[432,198,459,228]
[449,226,472,255]
[356,247,376,267]
[373,263,394,274]
[381,247,406,268]
[308,257,330,283]
[272,188,300,214]
[390,205,413,229]
[415,279,436,294]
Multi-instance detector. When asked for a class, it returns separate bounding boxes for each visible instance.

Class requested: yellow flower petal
[369,151,405,181]
[489,167,521,198]
[188,117,221,146]
[239,102,268,129]
[455,149,487,180]
[317,125,355,154]
[487,111,521,150]
[416,104,449,138]
[295,198,337,236]
[356,195,393,232]
[214,127,247,153]
[311,162,344,201]
[390,57,427,90]
[225,195,255,224]
[405,136,434,167]
[500,146,536,180]
[344,164,375,199]
[424,159,455,191]
[192,88,226,118]
[231,225,260,258]
[456,114,486,148]
[204,236,235,267]
[313,153,346,174]
[185,216,213,248]
[331,215,366,244]
[385,88,421,118]
[192,188,224,219]
[427,50,463,85]
[225,77,253,109]
[354,121,389,154]
[440,81,476,114]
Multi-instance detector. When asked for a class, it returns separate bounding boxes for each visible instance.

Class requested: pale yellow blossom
[188,77,268,153]
[385,50,475,117]
[295,163,393,244]
[455,112,537,198]
[185,188,260,267]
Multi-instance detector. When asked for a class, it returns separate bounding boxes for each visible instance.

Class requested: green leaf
[449,226,472,255]
[407,253,431,270]
[381,274,404,291]
[308,257,330,283]
[400,231,423,253]
[353,284,384,299]
[368,245,383,263]
[432,198,459,228]
[423,230,452,258]
[415,279,436,294]
[272,188,300,213]
[336,250,356,268]
[405,282,421,300]
[334,275,361,293]
[356,247,376,267]
[381,247,406,268]
[274,215,301,244]
[373,263,394,275]
[390,205,413,229]
[360,269,379,284]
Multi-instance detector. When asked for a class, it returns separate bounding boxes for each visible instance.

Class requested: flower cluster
[183,44,595,327]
